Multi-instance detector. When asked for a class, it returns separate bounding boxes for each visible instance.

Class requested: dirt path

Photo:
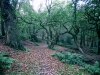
[0,40,99,75]
[24,41,64,75]
[4,41,63,75]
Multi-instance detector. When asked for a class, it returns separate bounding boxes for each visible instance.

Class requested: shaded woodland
[0,0,100,75]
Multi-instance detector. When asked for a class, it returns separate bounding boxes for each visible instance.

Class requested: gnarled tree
[0,0,26,50]
[85,0,100,54]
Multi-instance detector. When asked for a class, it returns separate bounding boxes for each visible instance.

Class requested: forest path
[7,40,65,75]
[24,41,64,75]
[0,40,99,75]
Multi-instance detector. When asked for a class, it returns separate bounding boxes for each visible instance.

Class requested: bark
[48,41,55,49]
[91,40,93,48]
[1,18,5,36]
[42,31,45,40]
[80,30,82,46]
[2,0,26,50]
[0,0,5,36]
[97,30,100,55]
[74,36,84,54]
[83,31,85,46]
[98,39,100,55]
[49,27,52,40]
[30,26,38,42]
[72,0,84,53]
[55,36,59,44]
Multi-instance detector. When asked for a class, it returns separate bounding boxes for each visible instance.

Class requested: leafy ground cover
[52,51,100,75]
[0,40,100,75]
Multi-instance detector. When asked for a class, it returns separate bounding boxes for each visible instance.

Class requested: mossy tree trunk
[1,19,5,36]
[0,0,5,37]
[1,0,26,50]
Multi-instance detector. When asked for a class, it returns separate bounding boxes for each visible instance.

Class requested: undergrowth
[52,51,100,75]
[57,42,78,50]
[84,61,100,75]
[0,53,15,75]
[34,42,39,46]
[56,64,90,75]
[52,52,85,66]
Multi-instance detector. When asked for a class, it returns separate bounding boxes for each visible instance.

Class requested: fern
[52,52,100,75]
[84,61,100,75]
[52,52,85,66]
[0,53,15,74]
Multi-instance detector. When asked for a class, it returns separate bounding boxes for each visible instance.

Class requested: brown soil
[0,39,100,75]
[0,40,64,75]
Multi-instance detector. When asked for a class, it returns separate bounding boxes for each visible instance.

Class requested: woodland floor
[0,39,100,75]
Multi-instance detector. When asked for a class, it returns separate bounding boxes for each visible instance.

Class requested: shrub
[34,42,39,46]
[84,61,100,75]
[52,52,85,66]
[89,47,98,54]
[57,42,65,47]
[20,34,29,40]
[52,51,100,75]
[66,36,72,45]
[0,53,15,74]
[52,52,66,61]
[37,37,42,42]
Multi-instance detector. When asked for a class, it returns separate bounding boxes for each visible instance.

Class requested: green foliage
[52,52,85,66]
[20,34,29,40]
[89,47,98,54]
[84,61,100,75]
[0,53,15,74]
[37,37,42,42]
[56,64,90,75]
[57,42,78,50]
[52,51,100,75]
[34,42,39,46]
[65,45,78,50]
[52,52,66,61]
[66,36,72,45]
[57,42,65,47]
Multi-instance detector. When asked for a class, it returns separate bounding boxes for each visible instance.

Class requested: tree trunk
[96,25,100,55]
[49,27,52,40]
[97,32,100,55]
[1,18,5,36]
[42,31,45,40]
[48,40,55,49]
[0,0,5,36]
[83,31,85,46]
[98,39,100,55]
[2,0,26,50]
[91,39,94,48]
[74,36,84,54]
[55,36,59,44]
[80,30,82,46]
